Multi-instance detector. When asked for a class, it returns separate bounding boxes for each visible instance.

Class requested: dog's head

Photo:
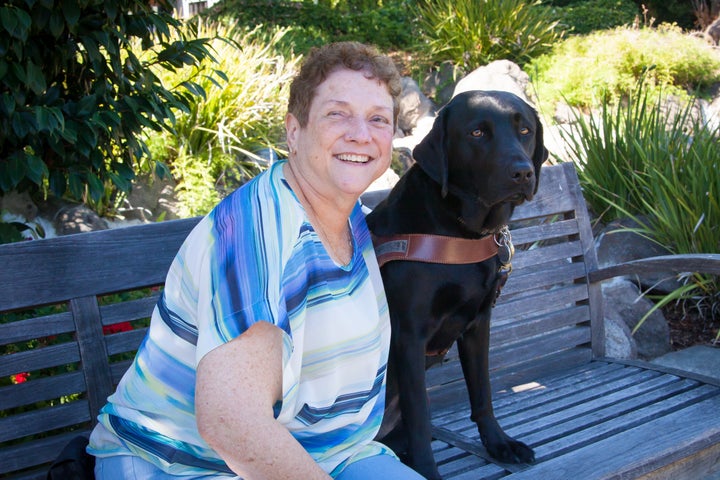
[413,90,547,233]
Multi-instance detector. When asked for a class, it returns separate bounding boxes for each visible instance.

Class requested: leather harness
[372,227,515,357]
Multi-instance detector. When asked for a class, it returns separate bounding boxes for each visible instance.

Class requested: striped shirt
[88,160,393,477]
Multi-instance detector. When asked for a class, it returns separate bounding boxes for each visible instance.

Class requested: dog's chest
[424,272,496,354]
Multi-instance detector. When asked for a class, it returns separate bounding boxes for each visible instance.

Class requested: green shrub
[0,0,218,212]
[145,23,301,217]
[560,81,719,332]
[202,0,417,51]
[553,0,639,34]
[414,0,565,71]
[531,24,720,110]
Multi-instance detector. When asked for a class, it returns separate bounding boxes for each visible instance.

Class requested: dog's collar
[372,227,514,269]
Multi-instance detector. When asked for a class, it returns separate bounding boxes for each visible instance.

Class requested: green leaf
[34,105,64,133]
[116,162,135,181]
[11,111,34,138]
[48,9,64,37]
[0,162,11,191]
[154,160,170,180]
[0,223,25,244]
[68,172,84,199]
[25,154,49,185]
[108,171,131,193]
[0,92,14,115]
[85,172,105,202]
[1,6,31,41]
[62,0,80,29]
[76,94,97,117]
[25,60,46,95]
[7,153,26,186]
[49,170,67,197]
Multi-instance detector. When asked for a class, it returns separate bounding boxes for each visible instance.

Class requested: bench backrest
[0,217,200,479]
[0,162,600,478]
[489,162,602,374]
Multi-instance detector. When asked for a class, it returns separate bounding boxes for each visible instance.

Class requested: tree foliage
[0,0,221,204]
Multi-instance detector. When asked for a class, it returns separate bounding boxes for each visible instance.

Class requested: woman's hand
[196,321,331,480]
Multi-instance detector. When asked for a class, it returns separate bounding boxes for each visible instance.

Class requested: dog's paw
[487,439,535,464]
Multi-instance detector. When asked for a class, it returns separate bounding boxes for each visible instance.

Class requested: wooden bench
[1,162,719,479]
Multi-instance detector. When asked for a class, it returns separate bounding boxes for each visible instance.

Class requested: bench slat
[0,342,80,378]
[0,401,90,443]
[493,285,589,323]
[489,326,592,373]
[99,294,159,324]
[431,360,720,479]
[105,328,149,356]
[0,371,86,410]
[492,305,590,345]
[0,217,200,310]
[507,393,720,479]
[0,311,74,346]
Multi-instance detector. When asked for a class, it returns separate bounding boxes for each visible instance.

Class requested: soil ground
[665,303,719,350]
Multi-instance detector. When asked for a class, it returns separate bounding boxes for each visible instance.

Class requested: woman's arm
[196,321,331,480]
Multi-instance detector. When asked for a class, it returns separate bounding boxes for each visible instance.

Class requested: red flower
[11,372,30,384]
[103,322,133,335]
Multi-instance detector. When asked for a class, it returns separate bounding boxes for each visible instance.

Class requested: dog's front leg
[392,323,443,480]
[456,309,535,464]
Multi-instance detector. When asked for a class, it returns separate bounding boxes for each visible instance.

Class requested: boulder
[602,278,671,360]
[595,217,681,294]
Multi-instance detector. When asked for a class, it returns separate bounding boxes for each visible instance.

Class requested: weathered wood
[71,295,113,423]
[589,253,720,282]
[0,216,201,310]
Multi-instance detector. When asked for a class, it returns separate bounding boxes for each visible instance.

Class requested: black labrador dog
[367,90,547,479]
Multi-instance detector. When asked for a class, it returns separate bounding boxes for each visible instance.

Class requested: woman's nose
[345,117,372,143]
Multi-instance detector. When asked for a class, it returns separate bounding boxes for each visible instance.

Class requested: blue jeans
[94,453,426,479]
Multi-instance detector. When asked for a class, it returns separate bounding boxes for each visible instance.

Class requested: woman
[88,42,426,479]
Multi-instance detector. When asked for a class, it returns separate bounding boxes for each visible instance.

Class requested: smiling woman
[86,42,425,480]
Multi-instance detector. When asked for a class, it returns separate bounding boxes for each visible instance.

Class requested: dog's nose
[511,165,535,184]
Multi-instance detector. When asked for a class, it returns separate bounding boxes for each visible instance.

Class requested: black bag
[47,433,95,480]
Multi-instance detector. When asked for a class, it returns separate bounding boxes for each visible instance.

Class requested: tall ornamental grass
[561,80,720,335]
[415,0,563,71]
[143,23,301,217]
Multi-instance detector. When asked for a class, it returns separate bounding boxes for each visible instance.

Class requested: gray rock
[0,190,38,220]
[595,217,681,294]
[422,60,458,107]
[53,204,109,235]
[603,307,638,359]
[398,77,436,135]
[452,60,533,104]
[602,279,671,360]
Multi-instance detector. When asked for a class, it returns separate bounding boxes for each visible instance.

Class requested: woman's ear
[285,113,300,154]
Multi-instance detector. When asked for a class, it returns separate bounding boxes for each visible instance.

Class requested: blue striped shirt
[88,160,393,477]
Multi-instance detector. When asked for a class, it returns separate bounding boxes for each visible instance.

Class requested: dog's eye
[471,129,485,137]
[520,127,531,135]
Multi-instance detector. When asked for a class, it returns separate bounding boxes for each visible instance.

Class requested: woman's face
[286,68,395,201]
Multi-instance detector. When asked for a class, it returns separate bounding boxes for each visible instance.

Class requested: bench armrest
[588,253,720,284]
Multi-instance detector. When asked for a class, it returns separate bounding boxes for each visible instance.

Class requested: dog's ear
[531,109,548,194]
[412,110,449,197]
